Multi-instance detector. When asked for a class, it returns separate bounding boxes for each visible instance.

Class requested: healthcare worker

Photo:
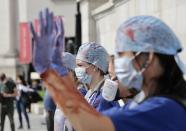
[31,9,186,131]
[54,52,87,131]
[75,42,120,111]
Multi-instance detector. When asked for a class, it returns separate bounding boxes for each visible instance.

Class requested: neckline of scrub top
[128,91,146,109]
[85,78,105,101]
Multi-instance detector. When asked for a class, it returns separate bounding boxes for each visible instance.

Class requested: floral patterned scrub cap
[76,42,109,74]
[62,52,76,71]
[115,15,186,74]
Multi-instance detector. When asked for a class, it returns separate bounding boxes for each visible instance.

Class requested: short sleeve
[1,84,6,93]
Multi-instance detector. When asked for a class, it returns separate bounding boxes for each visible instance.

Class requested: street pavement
[4,112,47,131]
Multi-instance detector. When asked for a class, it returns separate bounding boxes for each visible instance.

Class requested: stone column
[5,0,19,58]
[80,0,108,43]
[0,0,19,79]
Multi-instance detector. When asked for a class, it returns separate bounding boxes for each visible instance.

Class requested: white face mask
[75,67,92,84]
[114,56,144,91]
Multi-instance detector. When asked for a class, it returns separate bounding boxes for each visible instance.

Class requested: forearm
[41,69,115,131]
[3,92,17,97]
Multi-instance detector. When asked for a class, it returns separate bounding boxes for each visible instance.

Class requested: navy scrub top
[103,97,186,131]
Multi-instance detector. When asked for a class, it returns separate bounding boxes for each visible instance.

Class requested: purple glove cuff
[50,63,68,76]
[33,62,50,75]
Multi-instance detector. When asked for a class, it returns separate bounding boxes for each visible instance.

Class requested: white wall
[80,0,108,43]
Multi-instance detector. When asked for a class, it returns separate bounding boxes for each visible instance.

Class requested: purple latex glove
[30,9,67,76]
[51,17,67,76]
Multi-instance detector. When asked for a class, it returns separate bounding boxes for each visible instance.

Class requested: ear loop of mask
[132,52,151,75]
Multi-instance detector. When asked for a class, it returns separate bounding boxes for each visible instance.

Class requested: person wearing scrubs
[31,9,186,131]
[75,42,120,111]
[54,52,87,131]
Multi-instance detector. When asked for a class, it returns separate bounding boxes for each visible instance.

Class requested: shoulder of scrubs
[128,91,146,109]
[85,79,105,108]
[78,87,87,96]
[85,78,105,101]
[44,90,56,112]
[77,84,87,96]
[97,94,120,112]
[103,97,186,131]
[96,80,120,111]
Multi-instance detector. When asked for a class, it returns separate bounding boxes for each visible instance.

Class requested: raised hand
[50,17,67,76]
[30,8,67,76]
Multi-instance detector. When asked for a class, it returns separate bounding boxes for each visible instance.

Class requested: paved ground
[4,112,47,131]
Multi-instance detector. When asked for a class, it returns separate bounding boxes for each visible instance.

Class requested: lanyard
[88,80,105,106]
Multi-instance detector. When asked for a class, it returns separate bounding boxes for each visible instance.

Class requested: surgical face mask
[75,67,92,85]
[114,56,144,91]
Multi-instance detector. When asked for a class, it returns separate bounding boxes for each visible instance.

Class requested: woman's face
[115,51,163,96]
[76,60,98,76]
[76,60,98,85]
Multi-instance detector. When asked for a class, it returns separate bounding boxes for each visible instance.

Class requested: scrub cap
[116,16,182,55]
[116,15,186,74]
[62,52,76,71]
[76,42,109,74]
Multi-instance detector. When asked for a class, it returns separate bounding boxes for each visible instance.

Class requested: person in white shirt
[16,75,33,129]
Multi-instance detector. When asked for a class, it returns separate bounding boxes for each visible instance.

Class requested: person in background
[16,75,33,129]
[0,73,17,131]
[106,55,137,107]
[75,42,120,112]
[0,74,4,127]
[44,88,56,131]
[54,52,87,131]
[31,80,42,91]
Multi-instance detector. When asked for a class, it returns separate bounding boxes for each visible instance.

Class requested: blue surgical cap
[62,52,76,71]
[76,42,109,74]
[115,16,182,55]
[116,15,186,74]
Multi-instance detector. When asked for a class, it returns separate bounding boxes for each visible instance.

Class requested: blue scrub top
[97,95,120,112]
[103,97,186,131]
[88,88,120,111]
[78,87,87,96]
[44,90,56,112]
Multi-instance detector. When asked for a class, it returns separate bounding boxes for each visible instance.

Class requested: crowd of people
[0,73,42,131]
[28,8,186,131]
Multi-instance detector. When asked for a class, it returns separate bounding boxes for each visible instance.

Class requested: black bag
[20,91,30,105]
[28,91,43,103]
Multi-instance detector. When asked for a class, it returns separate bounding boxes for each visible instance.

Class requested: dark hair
[89,63,106,76]
[0,73,6,81]
[17,75,27,86]
[153,54,186,100]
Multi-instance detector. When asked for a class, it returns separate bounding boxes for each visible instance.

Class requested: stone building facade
[80,0,186,60]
